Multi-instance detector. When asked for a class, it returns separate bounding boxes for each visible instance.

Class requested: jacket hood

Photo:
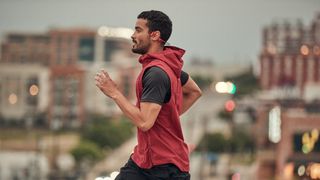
[139,46,185,78]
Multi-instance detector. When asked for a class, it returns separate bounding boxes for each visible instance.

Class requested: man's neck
[147,44,164,54]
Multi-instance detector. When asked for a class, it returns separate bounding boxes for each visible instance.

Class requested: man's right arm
[180,76,202,115]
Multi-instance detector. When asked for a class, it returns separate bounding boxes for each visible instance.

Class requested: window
[33,35,49,43]
[26,76,38,106]
[79,37,95,62]
[67,36,73,64]
[307,57,315,82]
[293,132,320,153]
[56,37,62,65]
[53,78,64,106]
[5,76,20,106]
[0,78,2,107]
[104,39,124,62]
[8,35,26,43]
[66,78,79,106]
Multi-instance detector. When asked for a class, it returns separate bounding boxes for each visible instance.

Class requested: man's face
[131,19,152,55]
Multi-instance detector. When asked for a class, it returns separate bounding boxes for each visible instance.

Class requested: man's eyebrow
[135,26,142,30]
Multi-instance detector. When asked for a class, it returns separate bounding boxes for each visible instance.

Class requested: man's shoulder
[142,66,169,88]
[145,66,166,74]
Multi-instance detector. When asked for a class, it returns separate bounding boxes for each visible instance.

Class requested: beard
[131,40,150,55]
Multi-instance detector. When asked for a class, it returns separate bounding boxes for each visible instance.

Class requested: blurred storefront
[253,99,320,180]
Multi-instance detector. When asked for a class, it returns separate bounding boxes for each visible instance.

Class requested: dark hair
[137,10,172,43]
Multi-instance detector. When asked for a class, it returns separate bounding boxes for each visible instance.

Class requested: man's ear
[150,31,161,41]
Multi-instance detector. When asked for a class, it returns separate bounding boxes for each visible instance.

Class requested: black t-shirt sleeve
[141,67,190,104]
[181,70,189,86]
[141,67,170,105]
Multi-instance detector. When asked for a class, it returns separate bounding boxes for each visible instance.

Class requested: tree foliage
[229,130,255,153]
[82,115,133,149]
[196,131,255,153]
[71,140,103,162]
[71,115,134,163]
[225,68,259,98]
[197,133,228,153]
[191,75,213,90]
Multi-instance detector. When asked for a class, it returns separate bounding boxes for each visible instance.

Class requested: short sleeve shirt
[141,67,189,105]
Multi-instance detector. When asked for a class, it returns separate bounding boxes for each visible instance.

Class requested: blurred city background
[0,0,320,180]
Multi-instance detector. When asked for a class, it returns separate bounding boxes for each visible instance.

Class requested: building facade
[0,27,139,129]
[253,100,320,180]
[0,64,49,124]
[256,12,320,180]
[1,33,51,66]
[259,13,320,97]
[0,33,50,125]
[48,28,95,128]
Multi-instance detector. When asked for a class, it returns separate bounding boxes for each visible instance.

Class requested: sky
[0,0,319,65]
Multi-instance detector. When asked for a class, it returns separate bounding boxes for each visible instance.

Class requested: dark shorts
[115,158,190,180]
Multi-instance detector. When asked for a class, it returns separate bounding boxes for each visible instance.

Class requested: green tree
[71,115,134,164]
[229,130,255,153]
[71,140,104,162]
[191,75,213,90]
[225,68,259,98]
[82,115,133,149]
[217,109,233,121]
[197,133,228,153]
[196,131,255,154]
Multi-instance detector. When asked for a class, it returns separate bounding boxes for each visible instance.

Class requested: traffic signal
[225,100,236,112]
[214,81,236,94]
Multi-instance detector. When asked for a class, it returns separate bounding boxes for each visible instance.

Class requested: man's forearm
[180,92,201,115]
[111,91,160,131]
[95,70,158,131]
[111,91,145,127]
[180,76,202,115]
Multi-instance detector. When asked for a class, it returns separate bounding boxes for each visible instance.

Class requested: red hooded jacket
[131,46,189,172]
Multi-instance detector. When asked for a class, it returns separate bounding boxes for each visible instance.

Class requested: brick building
[0,33,50,125]
[259,13,320,97]
[0,27,139,128]
[48,28,95,128]
[1,33,51,65]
